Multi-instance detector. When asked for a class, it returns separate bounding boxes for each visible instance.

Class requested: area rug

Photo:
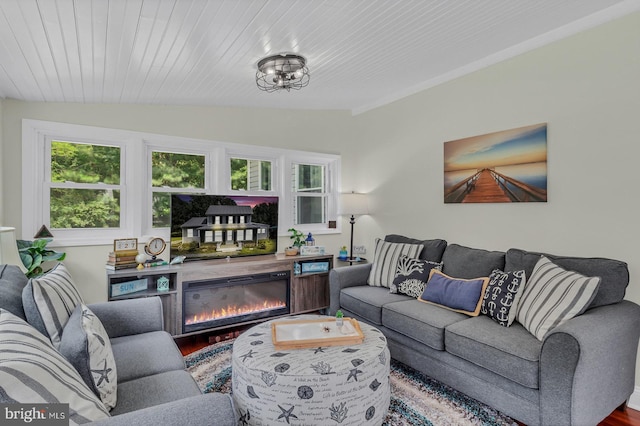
[185,340,517,426]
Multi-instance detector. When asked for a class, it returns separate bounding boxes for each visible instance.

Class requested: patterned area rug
[185,340,517,426]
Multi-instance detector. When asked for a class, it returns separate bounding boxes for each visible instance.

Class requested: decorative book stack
[105,250,138,270]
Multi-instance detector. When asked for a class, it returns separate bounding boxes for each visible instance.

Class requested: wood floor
[176,334,640,426]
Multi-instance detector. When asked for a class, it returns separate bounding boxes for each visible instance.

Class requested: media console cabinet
[106,253,333,336]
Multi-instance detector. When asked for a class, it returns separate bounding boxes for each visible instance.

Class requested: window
[292,163,327,225]
[49,140,122,229]
[151,151,206,228]
[230,158,272,191]
[23,120,340,246]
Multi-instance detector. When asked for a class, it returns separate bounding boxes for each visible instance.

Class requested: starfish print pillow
[60,304,117,410]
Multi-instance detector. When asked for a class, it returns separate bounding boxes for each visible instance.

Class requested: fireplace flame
[185,299,286,326]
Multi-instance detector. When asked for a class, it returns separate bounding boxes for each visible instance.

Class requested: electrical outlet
[353,245,366,255]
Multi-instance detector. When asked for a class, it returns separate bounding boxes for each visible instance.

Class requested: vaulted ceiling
[0,0,637,114]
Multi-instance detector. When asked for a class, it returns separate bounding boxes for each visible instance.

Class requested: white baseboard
[628,386,640,410]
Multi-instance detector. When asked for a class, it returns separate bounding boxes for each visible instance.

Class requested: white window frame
[224,148,279,196]
[283,154,340,235]
[23,119,341,247]
[22,120,141,246]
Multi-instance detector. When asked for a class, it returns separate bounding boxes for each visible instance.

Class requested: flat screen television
[170,194,278,262]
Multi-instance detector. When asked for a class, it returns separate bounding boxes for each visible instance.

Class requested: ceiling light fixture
[256,53,310,92]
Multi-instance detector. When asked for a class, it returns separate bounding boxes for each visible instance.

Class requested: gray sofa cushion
[441,244,505,278]
[340,286,410,325]
[504,248,629,309]
[445,315,542,389]
[382,299,467,351]
[94,394,236,426]
[109,370,201,416]
[0,264,28,320]
[110,331,185,383]
[385,234,448,262]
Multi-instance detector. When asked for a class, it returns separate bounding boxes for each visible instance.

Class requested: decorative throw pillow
[516,256,601,340]
[367,238,424,287]
[22,263,84,348]
[390,256,443,298]
[60,304,118,410]
[481,269,526,327]
[0,309,110,423]
[418,270,489,316]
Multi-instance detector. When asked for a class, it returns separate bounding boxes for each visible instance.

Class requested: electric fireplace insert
[182,271,290,334]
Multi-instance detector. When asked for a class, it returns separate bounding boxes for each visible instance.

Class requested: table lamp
[0,227,27,272]
[338,192,369,263]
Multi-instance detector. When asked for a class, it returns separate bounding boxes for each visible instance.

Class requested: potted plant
[285,228,305,256]
[17,238,66,278]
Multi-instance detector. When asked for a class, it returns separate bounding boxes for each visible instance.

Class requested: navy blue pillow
[419,270,489,316]
[481,269,526,327]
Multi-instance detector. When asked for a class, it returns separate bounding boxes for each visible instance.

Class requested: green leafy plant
[17,239,66,278]
[287,228,305,248]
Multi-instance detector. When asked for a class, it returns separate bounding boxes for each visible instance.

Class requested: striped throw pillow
[22,263,84,349]
[0,309,110,424]
[516,256,600,340]
[367,239,424,287]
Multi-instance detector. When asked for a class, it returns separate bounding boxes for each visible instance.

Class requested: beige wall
[1,11,639,386]
[353,11,640,386]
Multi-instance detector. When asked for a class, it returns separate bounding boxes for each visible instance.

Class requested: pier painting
[444,123,547,203]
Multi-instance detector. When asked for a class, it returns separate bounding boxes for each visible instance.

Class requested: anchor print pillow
[60,304,118,410]
[481,269,526,327]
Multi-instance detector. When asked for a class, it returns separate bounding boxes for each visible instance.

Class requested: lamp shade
[339,192,369,216]
[0,227,27,272]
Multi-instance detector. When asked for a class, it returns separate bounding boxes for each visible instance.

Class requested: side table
[336,256,367,266]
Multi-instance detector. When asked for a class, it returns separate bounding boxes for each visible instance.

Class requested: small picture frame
[113,238,138,253]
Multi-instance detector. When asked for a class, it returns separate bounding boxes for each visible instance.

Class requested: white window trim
[23,119,341,247]
[22,120,142,247]
[283,154,341,236]
[224,147,279,195]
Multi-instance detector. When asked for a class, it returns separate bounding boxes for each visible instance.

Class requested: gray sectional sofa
[0,264,235,426]
[329,235,640,426]
[88,297,235,425]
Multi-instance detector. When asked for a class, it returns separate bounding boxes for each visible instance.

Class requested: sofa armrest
[90,393,236,426]
[88,297,164,338]
[328,264,372,315]
[539,300,640,426]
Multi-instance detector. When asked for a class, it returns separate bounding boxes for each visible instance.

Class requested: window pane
[51,141,120,184]
[260,161,271,190]
[230,158,272,191]
[295,196,326,225]
[230,158,247,190]
[152,152,205,188]
[294,164,324,193]
[50,189,120,228]
[152,192,171,228]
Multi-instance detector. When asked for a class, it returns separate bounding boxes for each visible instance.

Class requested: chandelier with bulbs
[256,53,310,92]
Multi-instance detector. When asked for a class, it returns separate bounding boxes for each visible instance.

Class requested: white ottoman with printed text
[231,315,390,425]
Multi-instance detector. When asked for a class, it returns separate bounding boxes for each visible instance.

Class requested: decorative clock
[113,238,138,253]
[144,237,166,261]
